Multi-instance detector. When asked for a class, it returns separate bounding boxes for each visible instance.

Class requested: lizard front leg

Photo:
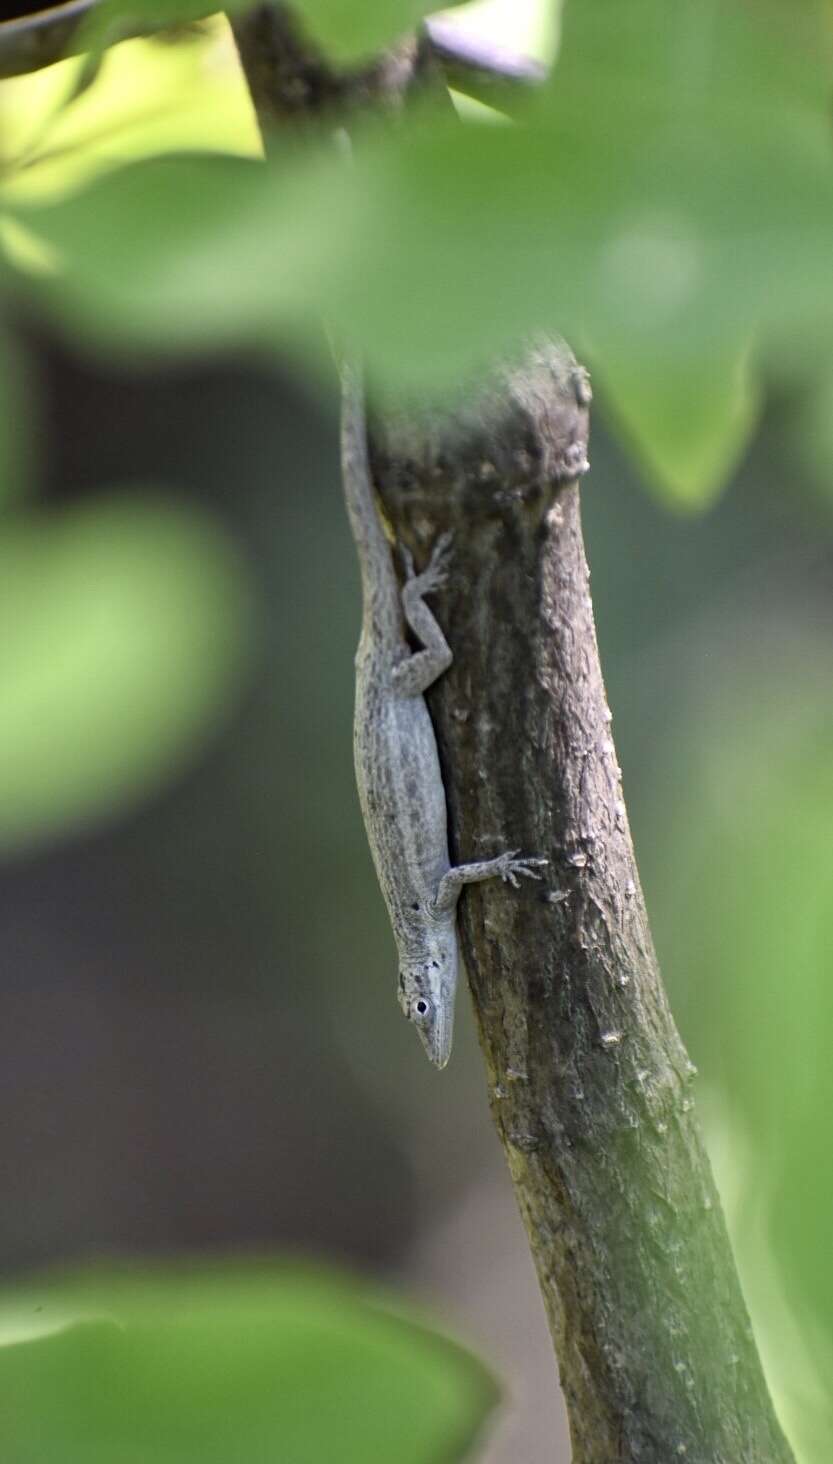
[391,532,454,696]
[434,851,548,915]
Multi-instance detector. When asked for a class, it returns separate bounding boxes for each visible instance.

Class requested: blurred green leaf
[10,149,343,355]
[5,0,833,505]
[78,0,251,49]
[77,0,460,62]
[0,24,259,205]
[293,0,465,62]
[0,493,252,852]
[0,1261,497,1464]
[649,649,833,1144]
[590,337,760,508]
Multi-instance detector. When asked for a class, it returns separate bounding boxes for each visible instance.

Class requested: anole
[340,363,546,1068]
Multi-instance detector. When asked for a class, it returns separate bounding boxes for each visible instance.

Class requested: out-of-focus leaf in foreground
[74,0,272,65]
[7,151,342,354]
[590,336,760,510]
[294,0,466,61]
[0,1262,497,1464]
[0,22,259,204]
[5,0,833,506]
[0,494,252,853]
[77,0,464,62]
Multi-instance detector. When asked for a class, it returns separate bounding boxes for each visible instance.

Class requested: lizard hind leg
[392,532,454,697]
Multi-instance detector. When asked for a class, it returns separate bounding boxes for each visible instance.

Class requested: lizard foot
[402,531,454,595]
[496,851,549,888]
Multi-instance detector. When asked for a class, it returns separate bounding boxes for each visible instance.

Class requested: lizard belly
[354,669,450,942]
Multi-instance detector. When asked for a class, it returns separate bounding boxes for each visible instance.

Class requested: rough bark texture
[367,342,794,1464]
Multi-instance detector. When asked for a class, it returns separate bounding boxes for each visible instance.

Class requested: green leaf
[76,0,460,62]
[77,0,252,53]
[589,336,761,509]
[0,23,259,205]
[4,153,266,353]
[292,0,465,62]
[8,0,833,504]
[0,1262,497,1464]
[0,494,252,852]
[7,151,343,352]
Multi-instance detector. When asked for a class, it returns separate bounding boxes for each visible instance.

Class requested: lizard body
[340,364,545,1068]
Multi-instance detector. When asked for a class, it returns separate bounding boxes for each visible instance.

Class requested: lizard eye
[413,998,430,1020]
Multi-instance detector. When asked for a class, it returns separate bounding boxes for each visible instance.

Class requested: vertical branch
[368,342,794,1463]
[230,8,794,1459]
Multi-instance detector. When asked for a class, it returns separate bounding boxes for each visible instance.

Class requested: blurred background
[1,312,831,1462]
[1,6,833,1463]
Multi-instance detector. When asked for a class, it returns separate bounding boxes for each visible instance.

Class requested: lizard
[339,361,547,1069]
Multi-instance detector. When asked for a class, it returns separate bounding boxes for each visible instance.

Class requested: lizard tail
[339,362,402,643]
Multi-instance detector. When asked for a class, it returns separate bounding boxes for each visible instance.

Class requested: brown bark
[368,343,794,1462]
[229,6,794,1458]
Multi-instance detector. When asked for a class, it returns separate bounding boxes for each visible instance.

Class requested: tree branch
[228,4,795,1456]
[229,2,426,132]
[368,343,794,1461]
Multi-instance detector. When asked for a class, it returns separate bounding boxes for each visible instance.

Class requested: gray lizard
[340,363,546,1068]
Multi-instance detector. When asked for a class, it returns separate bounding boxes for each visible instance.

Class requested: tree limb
[229,4,795,1457]
[368,344,794,1461]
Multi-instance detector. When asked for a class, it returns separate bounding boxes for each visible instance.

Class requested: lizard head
[397,934,458,1070]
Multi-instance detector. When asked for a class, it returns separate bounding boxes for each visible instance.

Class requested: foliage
[1,0,830,851]
[0,495,252,852]
[0,1262,496,1462]
[2,0,833,505]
